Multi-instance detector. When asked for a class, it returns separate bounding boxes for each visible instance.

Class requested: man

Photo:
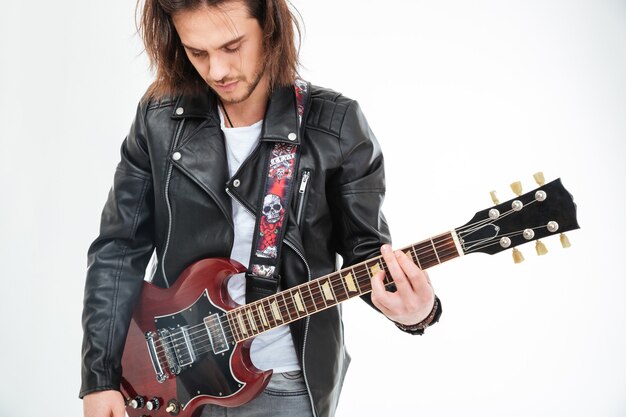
[81,1,441,416]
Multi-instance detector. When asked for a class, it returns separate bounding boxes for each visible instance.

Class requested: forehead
[172,2,258,48]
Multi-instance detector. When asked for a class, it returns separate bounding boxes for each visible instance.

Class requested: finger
[369,269,395,314]
[380,244,413,293]
[394,249,430,291]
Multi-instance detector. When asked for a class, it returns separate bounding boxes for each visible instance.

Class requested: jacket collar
[171,84,301,144]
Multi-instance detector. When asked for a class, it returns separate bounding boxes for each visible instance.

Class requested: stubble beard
[212,63,266,105]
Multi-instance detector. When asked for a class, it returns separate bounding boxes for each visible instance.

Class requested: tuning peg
[560,233,571,248]
[510,181,523,196]
[490,190,500,205]
[512,248,525,264]
[533,172,545,186]
[535,240,548,256]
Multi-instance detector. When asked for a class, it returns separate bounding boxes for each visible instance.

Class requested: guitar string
[157,226,544,368]
[150,236,454,354]
[156,232,526,367]
[150,238,461,360]
[166,250,459,362]
[153,228,532,363]
[152,206,548,362]
[156,199,542,354]
[151,244,454,362]
[155,231,528,360]
[150,202,550,367]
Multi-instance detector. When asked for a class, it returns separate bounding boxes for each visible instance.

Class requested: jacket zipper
[160,119,186,288]
[295,169,311,226]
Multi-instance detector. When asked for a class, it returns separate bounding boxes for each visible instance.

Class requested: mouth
[213,80,239,93]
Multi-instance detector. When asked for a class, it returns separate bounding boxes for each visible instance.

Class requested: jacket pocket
[295,169,313,226]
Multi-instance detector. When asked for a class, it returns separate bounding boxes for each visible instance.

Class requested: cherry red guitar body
[120,258,272,417]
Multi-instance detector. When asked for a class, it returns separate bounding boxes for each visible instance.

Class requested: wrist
[395,296,442,335]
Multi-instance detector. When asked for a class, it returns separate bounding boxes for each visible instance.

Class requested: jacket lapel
[169,89,233,224]
[167,85,301,225]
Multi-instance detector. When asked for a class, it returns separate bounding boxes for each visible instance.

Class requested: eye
[224,45,240,54]
[190,50,205,58]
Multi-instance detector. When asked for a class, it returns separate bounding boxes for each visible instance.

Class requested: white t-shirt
[220,111,300,373]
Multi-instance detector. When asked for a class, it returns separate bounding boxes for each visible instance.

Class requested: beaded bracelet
[395,297,441,335]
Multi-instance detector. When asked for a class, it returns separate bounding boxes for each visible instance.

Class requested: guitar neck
[225,231,461,342]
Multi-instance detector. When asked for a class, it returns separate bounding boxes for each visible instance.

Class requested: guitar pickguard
[153,291,244,407]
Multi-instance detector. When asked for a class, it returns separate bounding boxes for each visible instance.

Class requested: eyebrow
[182,35,245,52]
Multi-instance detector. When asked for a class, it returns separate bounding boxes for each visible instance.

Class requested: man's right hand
[83,390,126,417]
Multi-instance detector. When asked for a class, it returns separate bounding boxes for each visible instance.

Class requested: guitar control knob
[129,396,146,409]
[146,397,161,411]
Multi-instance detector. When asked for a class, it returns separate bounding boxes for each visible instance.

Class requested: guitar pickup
[204,314,229,354]
[177,325,196,367]
[158,326,197,375]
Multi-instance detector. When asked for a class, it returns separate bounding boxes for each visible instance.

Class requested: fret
[242,306,254,335]
[242,305,256,336]
[303,283,317,313]
[433,233,458,263]
[315,280,329,309]
[369,260,382,277]
[411,245,422,268]
[246,308,258,333]
[292,289,307,314]
[269,298,282,323]
[414,241,437,269]
[430,238,441,264]
[226,312,241,342]
[280,292,293,321]
[262,298,277,328]
[352,263,371,293]
[236,311,248,337]
[332,273,350,302]
[257,303,269,328]
[381,261,394,286]
[343,269,359,293]
[321,280,335,302]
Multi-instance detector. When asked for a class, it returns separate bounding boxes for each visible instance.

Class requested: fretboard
[225,231,461,342]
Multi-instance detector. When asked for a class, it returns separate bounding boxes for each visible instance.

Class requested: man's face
[172,1,267,105]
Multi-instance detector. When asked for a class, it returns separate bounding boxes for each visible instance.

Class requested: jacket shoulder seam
[147,99,177,111]
[305,89,354,138]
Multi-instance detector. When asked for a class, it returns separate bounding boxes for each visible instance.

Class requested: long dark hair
[137,0,301,101]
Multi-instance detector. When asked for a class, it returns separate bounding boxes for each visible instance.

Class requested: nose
[208,53,230,82]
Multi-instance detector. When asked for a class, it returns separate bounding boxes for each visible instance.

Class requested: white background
[1,0,625,416]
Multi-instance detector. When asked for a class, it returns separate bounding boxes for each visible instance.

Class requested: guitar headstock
[455,177,579,259]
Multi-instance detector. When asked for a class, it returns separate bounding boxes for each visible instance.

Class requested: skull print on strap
[245,80,308,303]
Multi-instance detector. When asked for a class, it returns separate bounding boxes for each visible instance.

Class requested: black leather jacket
[81,82,401,417]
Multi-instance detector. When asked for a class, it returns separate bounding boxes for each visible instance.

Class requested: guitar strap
[245,80,309,303]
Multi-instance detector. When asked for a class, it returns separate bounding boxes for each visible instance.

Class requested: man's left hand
[370,244,436,325]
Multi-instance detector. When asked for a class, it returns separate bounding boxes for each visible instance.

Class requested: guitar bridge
[145,331,167,383]
[158,327,197,375]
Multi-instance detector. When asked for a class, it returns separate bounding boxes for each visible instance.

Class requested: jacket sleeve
[80,101,155,397]
[327,100,442,333]
[327,100,391,267]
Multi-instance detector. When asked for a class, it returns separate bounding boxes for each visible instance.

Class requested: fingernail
[381,244,391,253]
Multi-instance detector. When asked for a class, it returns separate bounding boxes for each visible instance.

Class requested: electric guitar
[119,176,579,416]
